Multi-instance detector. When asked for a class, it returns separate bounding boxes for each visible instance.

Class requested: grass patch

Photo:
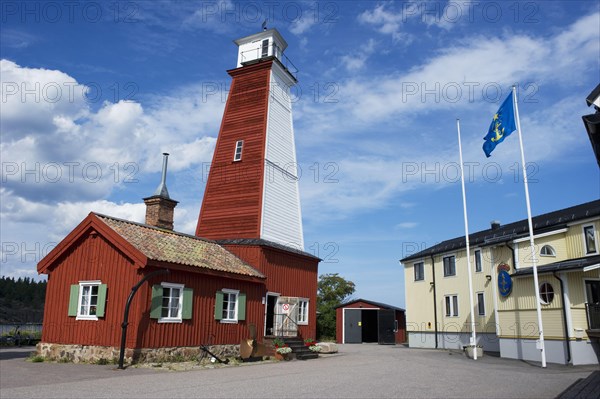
[28,354,45,362]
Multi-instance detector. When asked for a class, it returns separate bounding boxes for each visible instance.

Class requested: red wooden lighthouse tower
[196,28,319,338]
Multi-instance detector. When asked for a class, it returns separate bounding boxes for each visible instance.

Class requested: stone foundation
[37,342,239,364]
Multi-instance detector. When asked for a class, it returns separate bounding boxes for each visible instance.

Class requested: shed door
[344,309,362,343]
[377,309,396,345]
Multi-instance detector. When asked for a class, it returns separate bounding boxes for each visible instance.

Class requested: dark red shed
[336,299,406,345]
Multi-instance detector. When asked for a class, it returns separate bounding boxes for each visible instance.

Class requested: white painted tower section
[234,29,304,251]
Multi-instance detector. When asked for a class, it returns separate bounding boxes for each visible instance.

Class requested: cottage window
[540,245,556,257]
[215,289,246,323]
[150,283,193,323]
[298,299,309,325]
[68,281,107,320]
[477,292,485,316]
[445,294,458,317]
[414,262,425,281]
[233,140,243,161]
[474,250,482,272]
[583,225,597,255]
[443,256,456,277]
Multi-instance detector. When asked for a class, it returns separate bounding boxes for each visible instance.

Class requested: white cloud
[1,60,223,204]
[289,16,317,36]
[340,39,377,71]
[395,222,418,229]
[297,12,599,221]
[358,3,413,43]
[182,0,236,34]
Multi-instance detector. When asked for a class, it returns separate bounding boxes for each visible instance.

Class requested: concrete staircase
[283,337,318,360]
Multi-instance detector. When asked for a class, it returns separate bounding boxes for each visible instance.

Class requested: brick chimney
[143,153,178,230]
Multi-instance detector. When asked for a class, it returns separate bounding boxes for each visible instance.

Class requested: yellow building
[401,199,599,365]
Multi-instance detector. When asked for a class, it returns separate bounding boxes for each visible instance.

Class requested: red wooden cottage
[37,28,320,363]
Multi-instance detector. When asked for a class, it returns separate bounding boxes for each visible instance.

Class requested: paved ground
[0,344,598,398]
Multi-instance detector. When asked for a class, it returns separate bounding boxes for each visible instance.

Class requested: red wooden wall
[196,61,274,240]
[41,231,142,347]
[223,244,319,339]
[41,229,267,348]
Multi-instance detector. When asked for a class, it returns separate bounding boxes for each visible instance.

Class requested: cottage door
[264,293,279,336]
[275,297,299,337]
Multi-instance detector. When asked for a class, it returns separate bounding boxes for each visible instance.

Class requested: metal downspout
[431,254,438,349]
[118,268,170,369]
[553,271,572,364]
[505,242,516,269]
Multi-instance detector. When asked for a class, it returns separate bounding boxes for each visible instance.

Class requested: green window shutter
[237,292,246,321]
[150,285,163,319]
[68,284,79,316]
[182,288,193,320]
[95,284,108,317]
[214,291,224,320]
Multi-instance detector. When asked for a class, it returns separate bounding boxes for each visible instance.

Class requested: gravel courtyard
[1,344,597,398]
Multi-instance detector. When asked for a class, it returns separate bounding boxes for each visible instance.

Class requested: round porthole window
[539,282,554,305]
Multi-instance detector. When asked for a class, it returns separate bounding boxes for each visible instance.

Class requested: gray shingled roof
[511,255,600,276]
[96,214,265,279]
[401,199,600,263]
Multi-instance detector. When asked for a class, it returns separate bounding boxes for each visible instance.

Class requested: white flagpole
[457,119,477,359]
[512,85,547,368]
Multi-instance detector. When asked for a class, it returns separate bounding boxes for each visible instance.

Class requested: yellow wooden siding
[404,259,435,329]
[498,275,563,310]
[497,309,565,339]
[516,233,568,269]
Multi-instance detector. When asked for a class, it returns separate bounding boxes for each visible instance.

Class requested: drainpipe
[118,268,170,369]
[430,254,438,349]
[505,242,516,269]
[553,271,571,364]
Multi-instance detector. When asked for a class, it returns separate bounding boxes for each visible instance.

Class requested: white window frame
[474,250,482,273]
[233,140,244,162]
[298,298,309,325]
[477,292,485,316]
[539,282,555,305]
[158,282,184,323]
[583,224,598,255]
[443,255,456,277]
[221,288,239,323]
[540,244,556,257]
[76,280,101,320]
[414,262,425,281]
[445,294,458,317]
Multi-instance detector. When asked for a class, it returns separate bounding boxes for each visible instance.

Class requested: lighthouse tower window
[261,39,269,57]
[234,140,243,161]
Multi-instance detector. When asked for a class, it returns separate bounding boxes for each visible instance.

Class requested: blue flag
[482,93,516,157]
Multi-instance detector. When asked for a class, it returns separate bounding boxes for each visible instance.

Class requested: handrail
[239,43,298,79]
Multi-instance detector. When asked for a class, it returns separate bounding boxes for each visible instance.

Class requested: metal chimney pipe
[153,153,170,198]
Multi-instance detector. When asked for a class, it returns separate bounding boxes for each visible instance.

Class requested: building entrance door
[585,280,600,304]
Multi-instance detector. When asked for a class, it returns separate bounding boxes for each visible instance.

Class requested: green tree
[316,273,355,340]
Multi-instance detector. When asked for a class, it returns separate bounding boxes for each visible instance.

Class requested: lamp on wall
[430,282,435,287]
[485,275,492,281]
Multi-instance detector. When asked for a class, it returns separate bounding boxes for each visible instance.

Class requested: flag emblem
[483,93,516,157]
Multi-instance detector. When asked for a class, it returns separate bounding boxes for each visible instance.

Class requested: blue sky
[1,1,599,308]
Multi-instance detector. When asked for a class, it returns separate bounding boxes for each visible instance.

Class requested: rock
[317,342,338,353]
